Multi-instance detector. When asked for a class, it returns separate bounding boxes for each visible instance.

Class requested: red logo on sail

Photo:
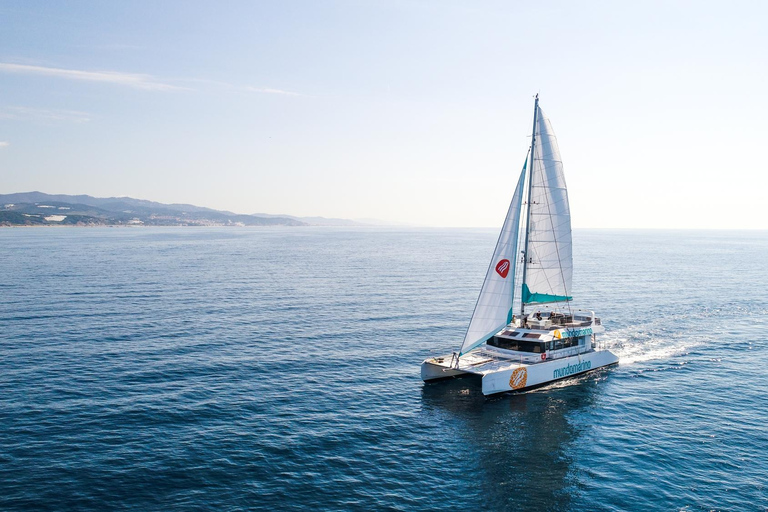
[495,259,510,278]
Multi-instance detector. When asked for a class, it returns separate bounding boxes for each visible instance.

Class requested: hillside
[0,192,306,227]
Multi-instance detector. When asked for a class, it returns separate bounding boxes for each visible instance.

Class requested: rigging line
[520,96,538,316]
[528,144,562,309]
[539,132,573,317]
[539,117,573,315]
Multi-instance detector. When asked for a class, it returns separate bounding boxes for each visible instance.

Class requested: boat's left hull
[421,359,469,381]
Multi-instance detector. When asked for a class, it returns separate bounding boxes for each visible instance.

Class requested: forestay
[459,163,526,355]
[522,106,573,305]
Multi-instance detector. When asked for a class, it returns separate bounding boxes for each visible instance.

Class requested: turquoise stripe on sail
[522,284,572,304]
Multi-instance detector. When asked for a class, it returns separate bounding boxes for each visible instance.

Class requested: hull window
[488,337,545,353]
[553,336,585,350]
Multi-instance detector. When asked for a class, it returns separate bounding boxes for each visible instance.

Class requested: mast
[519,94,539,316]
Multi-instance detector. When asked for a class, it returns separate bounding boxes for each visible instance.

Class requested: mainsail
[521,105,573,306]
[458,162,527,355]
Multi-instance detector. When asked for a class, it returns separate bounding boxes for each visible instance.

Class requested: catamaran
[421,95,618,395]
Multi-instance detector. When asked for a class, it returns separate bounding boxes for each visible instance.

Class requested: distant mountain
[352,217,412,227]
[0,192,306,227]
[252,213,365,226]
[0,192,229,215]
[252,213,403,227]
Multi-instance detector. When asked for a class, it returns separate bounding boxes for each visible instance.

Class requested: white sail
[522,105,573,305]
[459,163,526,355]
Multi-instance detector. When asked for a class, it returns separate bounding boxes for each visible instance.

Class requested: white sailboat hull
[421,349,618,396]
[420,360,469,381]
[480,350,618,395]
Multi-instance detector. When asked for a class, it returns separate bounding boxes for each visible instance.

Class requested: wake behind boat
[421,96,618,395]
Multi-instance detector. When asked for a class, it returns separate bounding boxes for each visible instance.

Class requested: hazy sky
[1,1,766,228]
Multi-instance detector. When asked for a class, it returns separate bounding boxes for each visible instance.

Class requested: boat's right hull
[481,350,618,395]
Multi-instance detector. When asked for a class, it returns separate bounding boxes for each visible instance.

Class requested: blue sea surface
[1,227,767,511]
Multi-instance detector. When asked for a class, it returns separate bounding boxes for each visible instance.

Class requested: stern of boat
[421,354,469,381]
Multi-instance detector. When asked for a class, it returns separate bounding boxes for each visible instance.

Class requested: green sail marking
[522,283,572,305]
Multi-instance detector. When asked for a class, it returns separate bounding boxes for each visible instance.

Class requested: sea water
[1,227,766,511]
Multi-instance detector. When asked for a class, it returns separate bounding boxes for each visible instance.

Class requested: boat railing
[518,307,600,330]
[522,318,593,330]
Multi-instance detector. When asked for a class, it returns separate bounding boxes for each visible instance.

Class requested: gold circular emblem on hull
[509,367,528,390]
